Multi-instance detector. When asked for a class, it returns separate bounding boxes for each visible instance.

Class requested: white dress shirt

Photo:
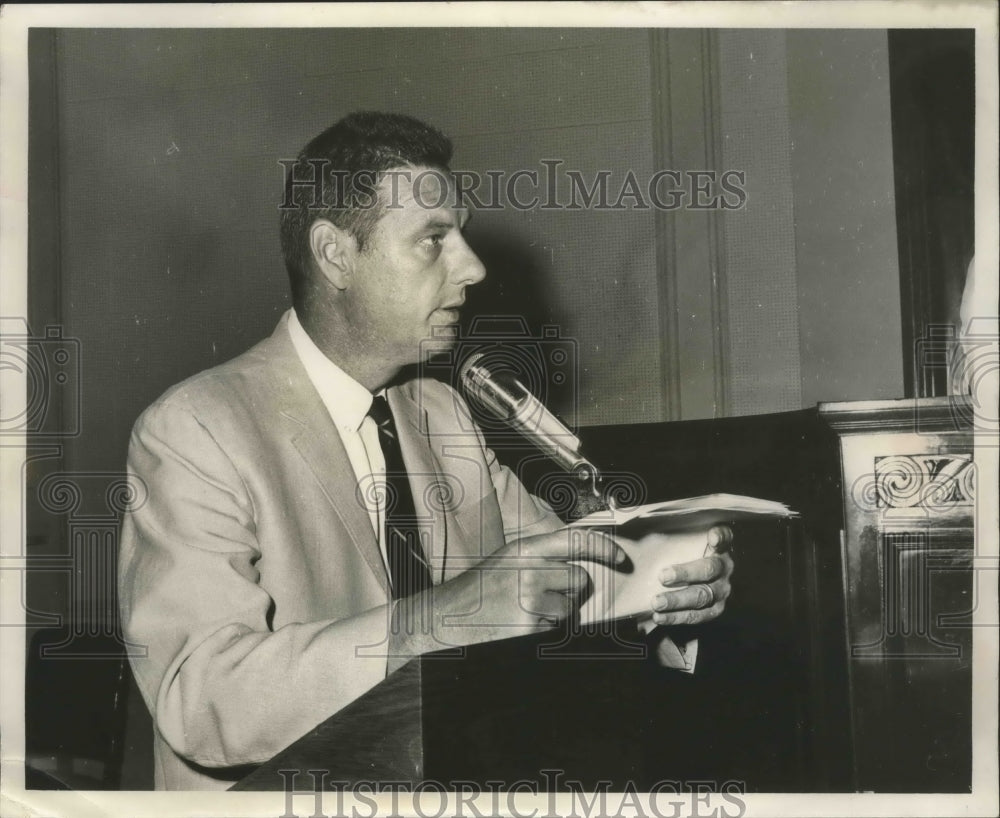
[287,309,391,577]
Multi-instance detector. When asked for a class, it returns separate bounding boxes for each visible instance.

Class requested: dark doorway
[888,29,975,397]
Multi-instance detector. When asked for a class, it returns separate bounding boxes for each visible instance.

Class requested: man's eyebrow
[419,213,470,231]
[420,219,456,231]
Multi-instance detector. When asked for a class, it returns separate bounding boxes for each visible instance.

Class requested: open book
[570,494,797,627]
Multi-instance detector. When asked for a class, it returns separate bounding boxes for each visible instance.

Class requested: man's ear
[309,220,356,290]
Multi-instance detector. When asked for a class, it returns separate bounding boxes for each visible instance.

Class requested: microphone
[458,352,600,482]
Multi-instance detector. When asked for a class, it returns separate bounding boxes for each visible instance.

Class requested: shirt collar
[287,308,373,433]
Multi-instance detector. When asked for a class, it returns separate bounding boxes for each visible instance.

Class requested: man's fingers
[518,588,573,625]
[562,563,591,596]
[651,568,732,621]
[707,525,734,552]
[651,583,716,613]
[651,600,726,627]
[519,563,590,600]
[518,528,626,567]
[569,529,627,565]
[659,553,729,586]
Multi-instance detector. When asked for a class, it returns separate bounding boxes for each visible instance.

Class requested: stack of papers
[569,493,797,533]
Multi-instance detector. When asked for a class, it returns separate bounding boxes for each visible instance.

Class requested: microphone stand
[459,355,615,518]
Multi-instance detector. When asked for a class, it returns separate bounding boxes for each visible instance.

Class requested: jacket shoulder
[133,332,287,432]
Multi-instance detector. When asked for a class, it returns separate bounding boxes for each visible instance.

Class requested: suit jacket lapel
[259,316,389,596]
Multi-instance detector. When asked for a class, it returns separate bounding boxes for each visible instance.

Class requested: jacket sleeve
[118,399,390,769]
[485,443,566,541]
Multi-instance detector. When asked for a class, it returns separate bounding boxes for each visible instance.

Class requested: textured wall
[709,29,903,415]
[786,29,904,406]
[717,30,804,415]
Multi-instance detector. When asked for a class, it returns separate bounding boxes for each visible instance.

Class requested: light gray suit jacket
[118,313,561,789]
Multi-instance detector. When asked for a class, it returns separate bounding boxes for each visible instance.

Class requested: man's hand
[390,527,625,656]
[648,525,734,626]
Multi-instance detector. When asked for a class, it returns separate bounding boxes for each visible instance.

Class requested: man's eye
[422,235,444,247]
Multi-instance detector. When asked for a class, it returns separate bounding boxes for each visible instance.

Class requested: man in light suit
[118,112,734,790]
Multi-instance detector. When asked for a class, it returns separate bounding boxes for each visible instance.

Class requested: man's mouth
[435,301,465,322]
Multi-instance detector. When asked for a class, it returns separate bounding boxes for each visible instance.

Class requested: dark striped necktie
[368,395,433,600]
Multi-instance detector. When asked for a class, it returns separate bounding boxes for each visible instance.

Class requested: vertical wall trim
[26,29,71,634]
[652,30,729,421]
[702,30,730,418]
[28,29,64,339]
[27,30,67,444]
[650,30,681,421]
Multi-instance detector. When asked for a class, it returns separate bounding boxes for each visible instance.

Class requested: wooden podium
[233,626,674,791]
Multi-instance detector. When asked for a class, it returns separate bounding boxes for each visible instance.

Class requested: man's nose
[452,238,487,287]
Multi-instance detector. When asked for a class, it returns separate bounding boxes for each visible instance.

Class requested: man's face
[341,166,486,368]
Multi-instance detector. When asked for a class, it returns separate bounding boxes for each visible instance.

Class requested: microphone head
[457,351,487,390]
[456,348,584,462]
[458,351,523,421]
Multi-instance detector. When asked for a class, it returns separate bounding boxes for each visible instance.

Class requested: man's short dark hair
[279,111,453,311]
